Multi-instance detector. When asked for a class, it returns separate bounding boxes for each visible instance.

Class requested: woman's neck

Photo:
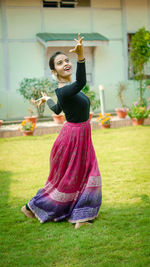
[58,77,72,88]
[58,81,71,88]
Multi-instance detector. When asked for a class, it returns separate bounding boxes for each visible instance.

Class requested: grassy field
[0,126,150,267]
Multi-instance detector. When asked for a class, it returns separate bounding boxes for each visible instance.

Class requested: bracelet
[45,96,51,101]
[78,58,85,63]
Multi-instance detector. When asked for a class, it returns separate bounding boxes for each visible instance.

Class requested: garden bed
[0,116,150,138]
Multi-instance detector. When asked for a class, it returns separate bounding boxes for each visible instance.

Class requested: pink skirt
[28,119,102,223]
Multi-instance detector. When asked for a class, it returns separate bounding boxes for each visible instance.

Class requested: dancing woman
[21,33,102,229]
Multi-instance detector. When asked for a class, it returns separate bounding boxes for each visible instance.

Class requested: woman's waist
[64,119,90,127]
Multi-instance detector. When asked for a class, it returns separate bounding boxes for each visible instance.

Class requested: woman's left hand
[31,92,51,109]
[69,33,84,60]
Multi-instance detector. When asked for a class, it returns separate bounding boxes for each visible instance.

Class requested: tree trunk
[139,72,143,105]
[36,103,45,118]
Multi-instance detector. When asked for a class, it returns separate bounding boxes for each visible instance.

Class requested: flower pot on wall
[24,116,38,124]
[21,130,34,136]
[52,114,65,124]
[89,112,93,121]
[0,120,3,127]
[131,118,144,126]
[101,124,111,129]
[115,108,127,119]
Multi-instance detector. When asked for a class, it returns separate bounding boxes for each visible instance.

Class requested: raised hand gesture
[69,33,84,61]
[31,92,51,109]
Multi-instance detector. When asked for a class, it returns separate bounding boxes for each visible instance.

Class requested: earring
[52,73,58,82]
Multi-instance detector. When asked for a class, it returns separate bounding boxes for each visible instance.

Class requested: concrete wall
[0,0,150,120]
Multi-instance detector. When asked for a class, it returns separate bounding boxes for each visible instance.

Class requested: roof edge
[36,32,109,42]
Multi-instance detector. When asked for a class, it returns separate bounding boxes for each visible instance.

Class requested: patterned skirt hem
[28,202,99,224]
[68,214,99,224]
[28,203,43,224]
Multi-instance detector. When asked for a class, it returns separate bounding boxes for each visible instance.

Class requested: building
[0,0,150,120]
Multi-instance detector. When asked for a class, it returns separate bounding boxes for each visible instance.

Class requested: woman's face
[53,54,72,81]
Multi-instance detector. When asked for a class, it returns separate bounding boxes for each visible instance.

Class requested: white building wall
[0,0,150,119]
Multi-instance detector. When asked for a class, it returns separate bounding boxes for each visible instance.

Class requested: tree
[130,27,150,105]
[17,77,57,117]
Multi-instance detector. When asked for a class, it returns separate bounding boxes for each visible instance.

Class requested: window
[43,1,58,7]
[43,0,78,8]
[61,0,77,8]
[128,33,150,79]
[77,0,90,6]
[43,0,90,8]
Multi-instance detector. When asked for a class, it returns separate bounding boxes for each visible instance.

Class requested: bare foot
[21,205,35,219]
[75,222,92,229]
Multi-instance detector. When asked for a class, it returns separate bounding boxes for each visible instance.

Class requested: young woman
[21,34,102,229]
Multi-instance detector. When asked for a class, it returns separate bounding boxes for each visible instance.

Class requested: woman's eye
[57,61,62,65]
[65,59,69,63]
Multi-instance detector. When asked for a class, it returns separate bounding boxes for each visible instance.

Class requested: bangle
[78,58,85,63]
[45,96,51,101]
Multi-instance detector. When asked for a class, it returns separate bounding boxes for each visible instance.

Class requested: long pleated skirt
[28,119,102,223]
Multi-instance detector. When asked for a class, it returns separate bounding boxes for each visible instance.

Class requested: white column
[1,0,10,91]
[121,0,128,81]
[99,85,105,114]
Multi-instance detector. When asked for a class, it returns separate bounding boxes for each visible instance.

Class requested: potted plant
[18,120,37,136]
[115,81,128,118]
[24,106,38,124]
[52,112,66,124]
[0,104,3,127]
[96,113,111,129]
[17,78,57,118]
[127,99,150,126]
[82,84,100,120]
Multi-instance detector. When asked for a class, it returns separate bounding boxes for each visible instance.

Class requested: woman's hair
[49,51,66,70]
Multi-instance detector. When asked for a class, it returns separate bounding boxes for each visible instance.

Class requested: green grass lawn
[0,126,150,267]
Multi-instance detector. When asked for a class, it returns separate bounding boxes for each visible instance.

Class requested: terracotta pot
[115,108,127,119]
[131,118,144,126]
[89,112,93,121]
[52,114,65,124]
[21,130,34,136]
[101,124,111,129]
[0,120,3,127]
[24,116,38,124]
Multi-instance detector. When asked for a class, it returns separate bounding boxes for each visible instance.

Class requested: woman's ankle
[75,221,91,229]
[26,203,31,211]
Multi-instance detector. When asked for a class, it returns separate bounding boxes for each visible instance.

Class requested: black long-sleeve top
[47,61,90,123]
